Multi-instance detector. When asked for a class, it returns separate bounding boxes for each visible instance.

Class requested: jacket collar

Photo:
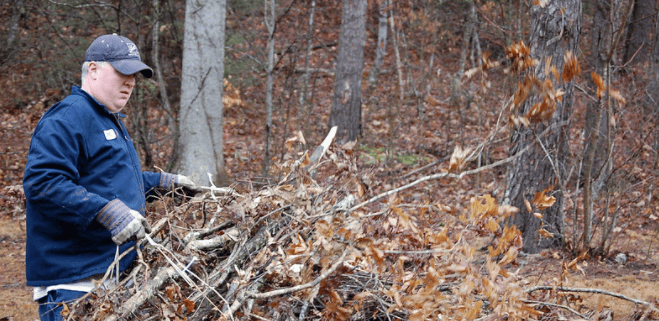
[71,86,127,118]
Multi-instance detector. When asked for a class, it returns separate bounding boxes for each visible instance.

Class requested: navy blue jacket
[23,86,174,287]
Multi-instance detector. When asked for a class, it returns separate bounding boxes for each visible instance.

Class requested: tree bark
[177,0,230,186]
[504,0,582,253]
[263,0,276,177]
[582,0,627,252]
[368,0,388,84]
[329,0,367,144]
[624,0,656,65]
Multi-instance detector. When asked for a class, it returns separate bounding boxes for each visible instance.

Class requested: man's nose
[125,75,136,87]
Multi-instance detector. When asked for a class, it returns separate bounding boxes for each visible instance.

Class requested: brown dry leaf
[464,66,480,79]
[465,300,483,320]
[534,0,548,7]
[532,189,556,209]
[223,79,243,108]
[544,56,553,77]
[526,94,557,123]
[609,89,626,105]
[426,94,443,106]
[537,228,554,238]
[182,299,195,313]
[551,65,560,81]
[498,246,518,265]
[533,212,543,219]
[592,72,605,98]
[470,194,498,220]
[498,204,519,218]
[61,303,70,316]
[315,220,333,239]
[166,284,178,300]
[513,75,533,107]
[524,199,532,212]
[486,257,501,280]
[449,145,473,172]
[355,181,365,198]
[562,50,581,82]
[486,218,500,232]
[510,114,531,127]
[287,234,309,255]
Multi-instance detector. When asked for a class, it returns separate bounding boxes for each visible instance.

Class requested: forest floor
[2,77,659,320]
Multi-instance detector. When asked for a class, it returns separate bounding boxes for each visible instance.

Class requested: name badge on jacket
[104,129,117,140]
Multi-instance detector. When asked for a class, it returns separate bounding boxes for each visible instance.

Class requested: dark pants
[37,289,87,321]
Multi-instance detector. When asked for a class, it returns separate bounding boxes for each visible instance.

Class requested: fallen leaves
[449,144,473,172]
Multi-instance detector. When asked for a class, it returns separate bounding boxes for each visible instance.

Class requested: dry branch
[247,250,348,299]
[526,286,659,310]
[186,227,239,251]
[349,120,568,213]
[104,265,180,321]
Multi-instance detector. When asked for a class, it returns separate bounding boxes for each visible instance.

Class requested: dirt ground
[518,247,659,319]
[1,216,38,320]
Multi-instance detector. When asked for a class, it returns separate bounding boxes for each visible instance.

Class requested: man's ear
[88,62,99,80]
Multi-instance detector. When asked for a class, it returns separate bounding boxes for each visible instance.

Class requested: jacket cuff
[96,199,132,232]
[159,172,178,189]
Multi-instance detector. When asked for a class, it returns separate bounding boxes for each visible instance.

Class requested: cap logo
[126,42,139,58]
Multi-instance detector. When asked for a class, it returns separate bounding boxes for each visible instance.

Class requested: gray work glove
[176,174,203,193]
[177,175,197,188]
[97,200,152,245]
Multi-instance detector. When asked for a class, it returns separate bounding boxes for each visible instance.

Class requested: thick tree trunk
[583,0,627,252]
[624,0,656,65]
[504,0,582,253]
[177,0,230,186]
[329,0,367,144]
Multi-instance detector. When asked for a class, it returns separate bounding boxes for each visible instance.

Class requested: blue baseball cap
[85,34,153,78]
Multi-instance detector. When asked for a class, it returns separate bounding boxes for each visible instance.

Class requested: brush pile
[61,144,642,321]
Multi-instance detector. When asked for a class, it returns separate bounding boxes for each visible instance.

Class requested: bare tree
[367,0,388,85]
[329,0,367,143]
[263,0,276,177]
[504,0,582,253]
[177,0,230,186]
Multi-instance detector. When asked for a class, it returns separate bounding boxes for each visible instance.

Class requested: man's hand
[97,200,152,245]
[177,175,197,188]
[176,175,203,193]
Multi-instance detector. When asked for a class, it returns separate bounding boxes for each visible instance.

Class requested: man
[23,34,194,320]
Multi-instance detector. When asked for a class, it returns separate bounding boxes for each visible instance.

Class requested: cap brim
[110,59,154,78]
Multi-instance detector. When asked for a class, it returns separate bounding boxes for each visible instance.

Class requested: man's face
[90,62,136,113]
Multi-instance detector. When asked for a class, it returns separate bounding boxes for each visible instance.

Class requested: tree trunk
[329,0,367,144]
[177,0,230,187]
[263,0,276,177]
[583,0,627,252]
[624,0,656,65]
[367,0,387,85]
[504,0,582,253]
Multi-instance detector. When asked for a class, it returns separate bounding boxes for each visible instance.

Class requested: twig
[384,248,451,255]
[186,227,239,251]
[400,156,450,179]
[246,250,348,299]
[522,299,587,319]
[309,126,337,165]
[349,121,568,213]
[526,286,659,310]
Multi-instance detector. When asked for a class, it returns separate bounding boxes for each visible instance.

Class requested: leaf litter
[58,144,658,321]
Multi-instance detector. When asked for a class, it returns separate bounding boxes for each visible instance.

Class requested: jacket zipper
[112,113,146,209]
